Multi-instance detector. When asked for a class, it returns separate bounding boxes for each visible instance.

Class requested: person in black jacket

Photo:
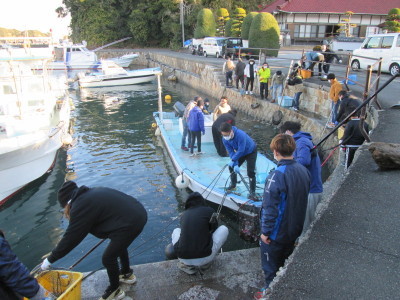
[0,230,48,300]
[336,91,362,123]
[211,109,237,157]
[168,192,228,275]
[40,181,147,300]
[340,112,369,168]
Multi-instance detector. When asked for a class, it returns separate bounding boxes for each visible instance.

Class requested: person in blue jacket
[280,121,323,236]
[256,134,310,298]
[220,122,257,198]
[0,230,48,300]
[187,99,205,156]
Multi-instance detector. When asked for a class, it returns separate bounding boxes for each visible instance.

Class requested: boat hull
[0,103,70,205]
[79,73,157,88]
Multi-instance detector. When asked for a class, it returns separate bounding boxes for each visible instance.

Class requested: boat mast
[157,72,163,121]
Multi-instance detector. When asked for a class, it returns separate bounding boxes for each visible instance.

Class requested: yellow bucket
[338,126,345,139]
[33,270,83,300]
[300,69,312,79]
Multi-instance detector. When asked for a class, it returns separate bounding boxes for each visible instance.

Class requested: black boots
[248,177,257,200]
[227,172,237,191]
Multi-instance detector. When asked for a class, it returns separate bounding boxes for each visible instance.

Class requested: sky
[0,0,71,38]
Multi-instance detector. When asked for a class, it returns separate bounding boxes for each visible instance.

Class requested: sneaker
[181,146,189,151]
[100,287,125,300]
[326,122,335,129]
[245,91,249,95]
[197,152,204,155]
[199,262,213,271]
[119,270,137,284]
[190,153,197,157]
[226,185,236,192]
[178,262,197,275]
[253,287,271,299]
[249,91,254,95]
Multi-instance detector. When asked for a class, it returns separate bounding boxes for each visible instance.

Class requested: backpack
[226,60,235,71]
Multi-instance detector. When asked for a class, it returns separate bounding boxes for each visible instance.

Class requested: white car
[351,33,400,76]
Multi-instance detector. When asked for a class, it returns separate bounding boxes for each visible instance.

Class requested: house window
[350,26,360,37]
[294,24,332,38]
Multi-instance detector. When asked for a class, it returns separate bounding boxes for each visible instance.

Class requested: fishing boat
[153,103,276,216]
[49,41,138,70]
[0,57,71,205]
[77,60,161,88]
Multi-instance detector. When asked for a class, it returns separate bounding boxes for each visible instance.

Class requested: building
[260,0,399,44]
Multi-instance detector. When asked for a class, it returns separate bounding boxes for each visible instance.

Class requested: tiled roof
[260,0,398,15]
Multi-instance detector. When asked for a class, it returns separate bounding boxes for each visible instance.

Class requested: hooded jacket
[271,72,285,86]
[261,159,310,244]
[0,232,39,299]
[174,193,217,259]
[48,186,147,263]
[188,106,205,133]
[329,79,342,103]
[336,96,362,123]
[212,111,236,131]
[292,131,323,193]
[222,126,256,166]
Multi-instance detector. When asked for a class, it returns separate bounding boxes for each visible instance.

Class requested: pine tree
[230,8,246,37]
[216,8,230,36]
[385,8,400,32]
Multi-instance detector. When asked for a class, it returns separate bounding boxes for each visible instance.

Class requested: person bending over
[41,181,147,300]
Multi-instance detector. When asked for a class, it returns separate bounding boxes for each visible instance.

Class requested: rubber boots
[249,177,257,200]
[227,172,237,191]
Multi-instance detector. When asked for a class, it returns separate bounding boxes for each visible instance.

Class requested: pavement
[90,48,400,299]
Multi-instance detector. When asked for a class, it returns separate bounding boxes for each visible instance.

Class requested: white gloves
[339,60,343,64]
[40,258,51,270]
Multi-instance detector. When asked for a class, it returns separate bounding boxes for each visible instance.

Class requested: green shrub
[194,8,216,38]
[385,8,400,32]
[248,12,280,57]
[241,12,258,40]
[225,19,233,37]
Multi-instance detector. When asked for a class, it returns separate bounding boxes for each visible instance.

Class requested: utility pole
[180,0,185,47]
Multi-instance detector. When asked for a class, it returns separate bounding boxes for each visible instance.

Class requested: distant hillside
[0,27,49,37]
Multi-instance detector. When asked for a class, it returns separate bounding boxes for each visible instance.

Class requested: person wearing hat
[40,181,147,300]
[165,192,228,275]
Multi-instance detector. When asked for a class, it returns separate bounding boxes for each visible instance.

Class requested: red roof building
[259,0,397,44]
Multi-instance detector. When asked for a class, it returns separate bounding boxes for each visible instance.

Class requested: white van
[351,33,400,75]
[202,37,226,58]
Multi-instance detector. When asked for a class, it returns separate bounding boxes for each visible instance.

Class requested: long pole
[157,73,163,121]
[315,73,399,148]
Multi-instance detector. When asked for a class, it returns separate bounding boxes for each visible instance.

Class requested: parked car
[202,37,227,58]
[221,37,256,60]
[351,33,400,76]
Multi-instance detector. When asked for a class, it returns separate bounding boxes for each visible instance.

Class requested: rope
[320,146,338,167]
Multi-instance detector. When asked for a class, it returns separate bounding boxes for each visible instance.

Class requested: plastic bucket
[342,74,357,85]
[300,69,312,79]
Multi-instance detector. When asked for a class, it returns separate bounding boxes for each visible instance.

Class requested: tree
[241,12,258,39]
[225,18,233,37]
[216,8,230,36]
[194,8,216,38]
[248,12,280,57]
[337,11,357,37]
[230,7,246,37]
[385,8,400,33]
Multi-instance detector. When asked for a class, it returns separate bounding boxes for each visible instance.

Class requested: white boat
[153,107,276,215]
[0,57,71,205]
[49,41,138,70]
[78,61,161,88]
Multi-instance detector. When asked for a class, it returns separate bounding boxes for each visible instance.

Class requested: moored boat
[153,106,276,216]
[0,57,71,205]
[78,60,161,88]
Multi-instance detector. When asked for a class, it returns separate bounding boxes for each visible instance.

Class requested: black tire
[351,59,360,71]
[389,63,400,76]
[216,52,220,58]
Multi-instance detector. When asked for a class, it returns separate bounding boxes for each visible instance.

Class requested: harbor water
[0,77,279,272]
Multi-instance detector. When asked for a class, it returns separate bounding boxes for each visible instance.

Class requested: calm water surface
[0,77,280,272]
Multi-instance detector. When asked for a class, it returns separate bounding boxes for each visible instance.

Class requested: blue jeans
[181,120,188,148]
[260,239,295,288]
[271,84,283,101]
[226,71,233,86]
[293,92,302,109]
[331,100,341,123]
